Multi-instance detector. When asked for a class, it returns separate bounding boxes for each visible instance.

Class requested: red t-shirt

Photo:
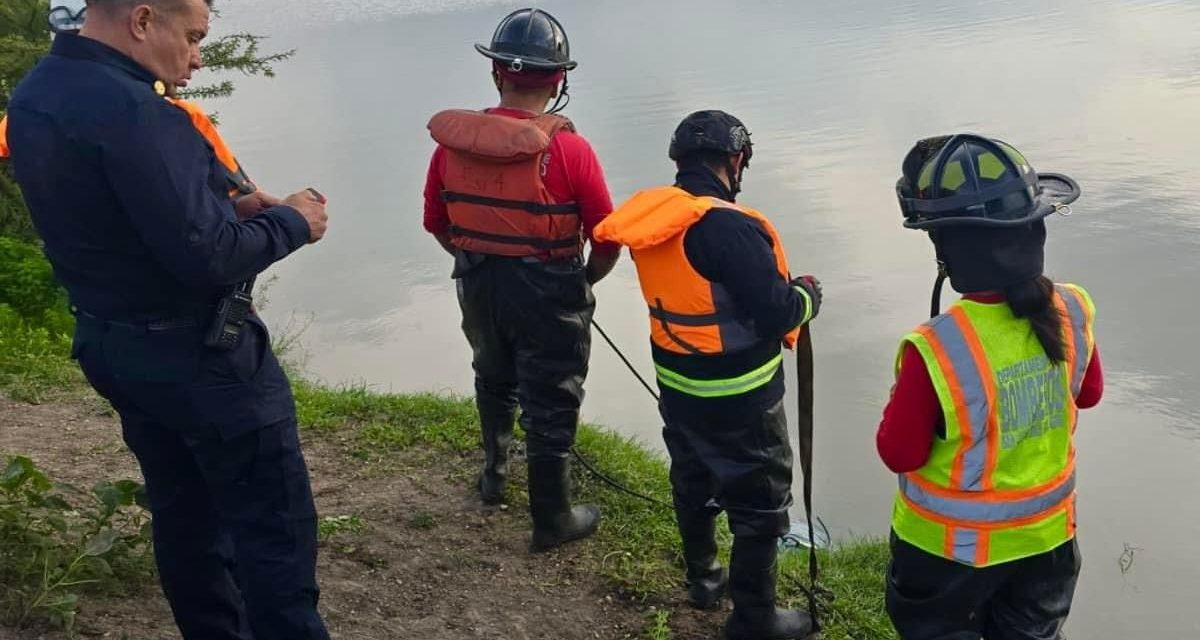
[876,292,1105,473]
[422,107,619,255]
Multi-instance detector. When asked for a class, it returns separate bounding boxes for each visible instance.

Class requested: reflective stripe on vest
[1056,285,1094,398]
[898,469,1075,525]
[891,284,1094,567]
[428,109,583,259]
[654,353,784,398]
[913,307,994,491]
[592,186,805,397]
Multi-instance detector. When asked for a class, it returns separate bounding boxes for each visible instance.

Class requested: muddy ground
[0,395,724,640]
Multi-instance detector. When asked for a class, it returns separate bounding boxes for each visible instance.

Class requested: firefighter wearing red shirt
[422,8,620,551]
[878,134,1104,640]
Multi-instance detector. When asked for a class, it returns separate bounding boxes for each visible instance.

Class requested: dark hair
[1005,275,1066,364]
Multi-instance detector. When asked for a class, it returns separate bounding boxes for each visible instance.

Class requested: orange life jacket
[595,186,802,356]
[1,100,254,199]
[427,109,583,259]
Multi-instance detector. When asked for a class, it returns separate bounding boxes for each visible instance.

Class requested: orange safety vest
[595,186,802,357]
[427,109,583,259]
[1,101,254,198]
[167,98,256,198]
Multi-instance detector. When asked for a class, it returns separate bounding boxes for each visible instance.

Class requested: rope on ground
[569,447,673,509]
[567,319,668,509]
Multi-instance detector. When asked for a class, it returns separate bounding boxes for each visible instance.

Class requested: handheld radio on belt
[204,188,326,350]
[204,278,256,349]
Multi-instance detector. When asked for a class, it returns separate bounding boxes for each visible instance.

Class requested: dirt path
[0,395,722,640]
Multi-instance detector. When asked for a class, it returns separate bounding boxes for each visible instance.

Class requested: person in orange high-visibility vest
[595,111,822,640]
[879,134,1104,640]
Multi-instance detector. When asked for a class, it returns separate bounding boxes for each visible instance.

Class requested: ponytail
[1004,276,1066,364]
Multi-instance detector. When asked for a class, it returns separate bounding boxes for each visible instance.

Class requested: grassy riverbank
[0,236,896,638]
[292,381,896,639]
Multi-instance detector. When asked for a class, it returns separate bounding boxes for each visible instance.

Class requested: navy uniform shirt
[6,34,310,323]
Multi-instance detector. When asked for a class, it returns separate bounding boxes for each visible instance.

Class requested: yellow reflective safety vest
[891,283,1096,567]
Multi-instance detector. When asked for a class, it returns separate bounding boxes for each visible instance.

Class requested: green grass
[407,512,437,530]
[646,608,671,640]
[0,306,81,403]
[317,514,366,543]
[781,540,898,640]
[0,223,895,636]
[3,355,897,637]
[290,378,896,638]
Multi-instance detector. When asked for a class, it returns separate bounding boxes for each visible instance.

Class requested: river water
[205,0,1200,636]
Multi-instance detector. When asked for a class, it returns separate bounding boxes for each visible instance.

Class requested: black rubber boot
[676,507,727,610]
[527,457,600,552]
[723,536,815,640]
[477,400,515,506]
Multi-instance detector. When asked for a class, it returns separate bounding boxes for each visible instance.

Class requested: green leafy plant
[0,304,76,402]
[317,514,365,543]
[645,608,671,640]
[0,237,71,332]
[0,455,154,635]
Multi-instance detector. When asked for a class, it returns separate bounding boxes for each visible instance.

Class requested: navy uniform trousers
[71,311,329,640]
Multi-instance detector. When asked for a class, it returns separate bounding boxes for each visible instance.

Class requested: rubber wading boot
[676,507,727,610]
[477,405,515,505]
[527,457,600,551]
[723,535,815,640]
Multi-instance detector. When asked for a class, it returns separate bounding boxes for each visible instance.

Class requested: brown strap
[654,299,703,355]
[794,327,822,631]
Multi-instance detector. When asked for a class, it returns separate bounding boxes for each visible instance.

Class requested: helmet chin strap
[546,74,570,115]
[930,261,948,318]
[930,232,948,318]
[726,159,741,198]
[725,154,749,198]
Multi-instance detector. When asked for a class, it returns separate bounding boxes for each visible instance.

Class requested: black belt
[71,306,202,332]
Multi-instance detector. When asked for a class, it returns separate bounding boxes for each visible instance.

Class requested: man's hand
[791,275,823,320]
[586,247,621,285]
[433,232,457,257]
[283,189,328,244]
[234,190,283,221]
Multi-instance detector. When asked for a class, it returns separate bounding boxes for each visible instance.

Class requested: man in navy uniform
[6,1,331,638]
